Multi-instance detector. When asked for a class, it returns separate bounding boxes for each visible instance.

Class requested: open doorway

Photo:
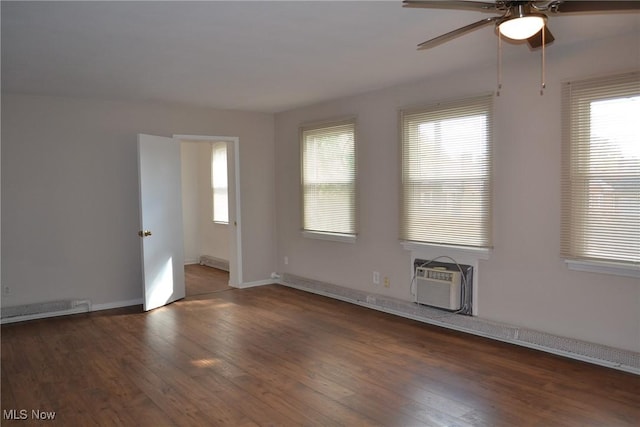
[176,135,242,296]
[184,264,230,295]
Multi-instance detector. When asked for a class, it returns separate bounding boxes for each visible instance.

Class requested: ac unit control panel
[416,267,460,284]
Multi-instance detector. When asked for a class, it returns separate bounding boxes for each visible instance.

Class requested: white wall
[181,142,230,264]
[274,33,640,352]
[181,142,201,264]
[1,94,275,307]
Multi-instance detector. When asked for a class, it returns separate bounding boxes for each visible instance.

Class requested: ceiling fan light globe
[499,16,545,40]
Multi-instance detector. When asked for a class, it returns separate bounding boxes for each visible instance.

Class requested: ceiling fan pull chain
[540,26,546,96]
[497,31,503,97]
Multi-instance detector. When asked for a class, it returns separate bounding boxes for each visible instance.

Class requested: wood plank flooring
[2,284,639,426]
[185,264,231,296]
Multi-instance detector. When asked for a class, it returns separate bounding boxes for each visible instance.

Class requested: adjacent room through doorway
[184,264,231,296]
[179,135,241,294]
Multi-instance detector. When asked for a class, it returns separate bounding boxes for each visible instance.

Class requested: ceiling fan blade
[549,1,640,13]
[527,25,555,49]
[403,1,499,12]
[417,17,500,50]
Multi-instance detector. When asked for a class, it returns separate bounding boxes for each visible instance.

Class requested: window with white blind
[301,119,356,240]
[400,95,493,248]
[561,72,640,270]
[211,142,228,224]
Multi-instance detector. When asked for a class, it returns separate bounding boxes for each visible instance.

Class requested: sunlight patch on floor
[191,358,220,368]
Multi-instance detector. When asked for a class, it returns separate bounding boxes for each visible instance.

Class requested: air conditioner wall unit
[415,267,462,310]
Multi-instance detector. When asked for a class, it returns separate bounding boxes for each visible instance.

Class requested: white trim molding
[91,298,144,312]
[302,230,357,244]
[232,279,276,289]
[401,241,492,260]
[565,259,640,279]
[199,255,230,272]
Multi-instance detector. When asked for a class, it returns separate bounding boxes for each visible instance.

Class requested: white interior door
[137,134,186,311]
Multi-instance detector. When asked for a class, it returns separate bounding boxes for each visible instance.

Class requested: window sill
[302,231,357,244]
[401,241,492,260]
[565,259,640,279]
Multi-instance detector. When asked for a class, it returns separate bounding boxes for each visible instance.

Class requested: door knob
[138,230,152,237]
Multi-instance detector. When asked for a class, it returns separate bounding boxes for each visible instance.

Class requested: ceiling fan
[404,1,640,50]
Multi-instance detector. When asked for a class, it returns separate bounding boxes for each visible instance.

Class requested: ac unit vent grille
[415,267,462,310]
[1,300,91,324]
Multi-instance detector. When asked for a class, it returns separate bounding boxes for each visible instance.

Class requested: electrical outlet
[284,256,289,265]
[384,277,390,288]
[3,286,11,295]
[372,271,380,285]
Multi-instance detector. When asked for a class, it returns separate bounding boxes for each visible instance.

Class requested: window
[301,119,356,238]
[561,72,640,267]
[400,95,493,248]
[211,142,228,224]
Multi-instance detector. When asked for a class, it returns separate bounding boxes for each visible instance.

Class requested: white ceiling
[2,1,638,113]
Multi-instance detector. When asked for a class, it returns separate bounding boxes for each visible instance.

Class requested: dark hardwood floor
[185,264,231,296]
[2,283,639,426]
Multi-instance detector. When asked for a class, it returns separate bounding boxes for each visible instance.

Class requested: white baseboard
[199,255,230,271]
[91,298,143,312]
[233,279,275,289]
[1,297,143,324]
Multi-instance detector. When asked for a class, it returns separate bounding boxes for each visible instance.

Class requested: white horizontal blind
[301,120,356,236]
[561,72,640,264]
[400,95,493,248]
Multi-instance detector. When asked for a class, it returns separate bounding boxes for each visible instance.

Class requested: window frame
[399,94,494,250]
[300,117,358,243]
[561,71,640,278]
